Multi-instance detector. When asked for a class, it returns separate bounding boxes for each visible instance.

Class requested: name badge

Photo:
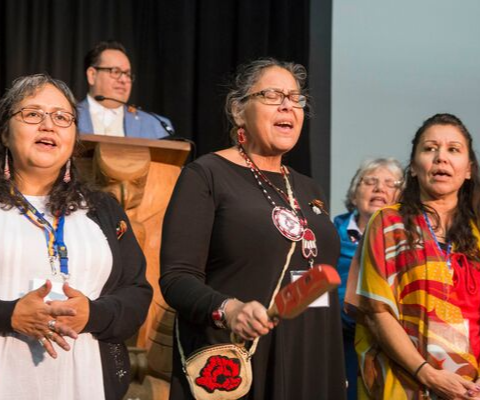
[290,270,330,308]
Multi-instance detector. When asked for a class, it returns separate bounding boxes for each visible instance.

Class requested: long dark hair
[399,113,480,260]
[0,74,97,215]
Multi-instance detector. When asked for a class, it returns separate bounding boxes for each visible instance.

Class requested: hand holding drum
[230,264,340,343]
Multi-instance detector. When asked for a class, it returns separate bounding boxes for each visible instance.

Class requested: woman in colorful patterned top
[347,113,480,399]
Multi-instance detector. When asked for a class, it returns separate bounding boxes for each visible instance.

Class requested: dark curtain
[0,0,330,177]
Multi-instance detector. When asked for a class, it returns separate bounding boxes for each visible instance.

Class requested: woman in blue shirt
[334,158,403,399]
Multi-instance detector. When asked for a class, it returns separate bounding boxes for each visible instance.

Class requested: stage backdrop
[330,0,480,218]
[0,0,333,199]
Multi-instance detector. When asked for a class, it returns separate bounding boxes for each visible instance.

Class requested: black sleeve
[0,300,18,333]
[84,194,153,342]
[160,163,228,326]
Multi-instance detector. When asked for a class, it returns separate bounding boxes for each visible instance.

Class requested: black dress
[160,154,346,400]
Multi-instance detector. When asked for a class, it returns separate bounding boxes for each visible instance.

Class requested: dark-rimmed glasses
[245,89,307,109]
[93,66,135,82]
[361,176,403,189]
[11,108,76,128]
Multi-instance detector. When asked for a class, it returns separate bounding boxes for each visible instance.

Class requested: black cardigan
[0,193,153,400]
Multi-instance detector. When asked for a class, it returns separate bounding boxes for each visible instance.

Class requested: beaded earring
[3,150,10,180]
[63,159,71,183]
[237,127,247,144]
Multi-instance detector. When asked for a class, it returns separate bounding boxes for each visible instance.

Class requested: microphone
[94,95,175,136]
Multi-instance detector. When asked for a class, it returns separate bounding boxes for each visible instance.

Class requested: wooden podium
[78,134,190,399]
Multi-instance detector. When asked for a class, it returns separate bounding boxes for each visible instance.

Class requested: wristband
[413,361,429,378]
[212,299,231,329]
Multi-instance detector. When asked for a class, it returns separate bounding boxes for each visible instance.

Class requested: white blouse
[0,196,113,399]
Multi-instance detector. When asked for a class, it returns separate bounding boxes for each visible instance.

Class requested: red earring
[237,127,246,144]
[4,150,10,180]
[63,159,71,183]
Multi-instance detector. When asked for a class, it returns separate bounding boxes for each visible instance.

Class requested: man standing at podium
[77,40,173,139]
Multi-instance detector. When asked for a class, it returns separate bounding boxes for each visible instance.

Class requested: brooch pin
[116,220,128,239]
[127,105,140,120]
[309,199,328,216]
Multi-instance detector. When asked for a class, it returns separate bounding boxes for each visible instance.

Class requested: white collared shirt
[346,213,363,243]
[87,94,125,137]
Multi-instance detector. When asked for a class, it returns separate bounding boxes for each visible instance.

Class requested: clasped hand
[418,364,480,399]
[11,280,90,359]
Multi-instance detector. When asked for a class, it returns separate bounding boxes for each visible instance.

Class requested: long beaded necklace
[238,145,317,265]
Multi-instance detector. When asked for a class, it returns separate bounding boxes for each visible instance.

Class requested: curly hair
[225,58,308,143]
[399,113,480,260]
[344,157,404,213]
[0,73,97,215]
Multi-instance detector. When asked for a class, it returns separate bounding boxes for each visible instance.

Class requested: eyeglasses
[245,89,307,109]
[93,66,135,82]
[11,108,76,128]
[361,176,403,189]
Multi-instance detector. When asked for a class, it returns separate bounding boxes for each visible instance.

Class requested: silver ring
[47,319,57,331]
[38,337,47,347]
[47,331,55,340]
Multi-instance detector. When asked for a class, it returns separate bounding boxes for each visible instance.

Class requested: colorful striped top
[353,204,480,399]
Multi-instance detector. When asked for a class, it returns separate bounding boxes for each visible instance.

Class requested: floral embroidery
[108,343,128,381]
[195,355,242,393]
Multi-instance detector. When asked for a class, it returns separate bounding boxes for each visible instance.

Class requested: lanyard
[423,211,452,270]
[14,188,69,279]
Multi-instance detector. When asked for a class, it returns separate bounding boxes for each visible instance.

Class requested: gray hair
[0,74,77,145]
[345,157,404,212]
[225,58,308,142]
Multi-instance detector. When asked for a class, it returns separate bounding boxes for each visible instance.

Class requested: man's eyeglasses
[93,66,135,82]
[245,89,307,109]
[361,176,403,189]
[11,108,76,128]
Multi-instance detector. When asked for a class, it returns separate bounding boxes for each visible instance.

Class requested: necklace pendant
[302,228,318,259]
[272,206,304,241]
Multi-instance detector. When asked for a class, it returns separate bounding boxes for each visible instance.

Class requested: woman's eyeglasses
[11,108,76,128]
[245,89,307,109]
[361,176,403,189]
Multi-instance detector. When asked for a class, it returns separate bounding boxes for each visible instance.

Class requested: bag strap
[247,240,296,355]
[249,164,298,356]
